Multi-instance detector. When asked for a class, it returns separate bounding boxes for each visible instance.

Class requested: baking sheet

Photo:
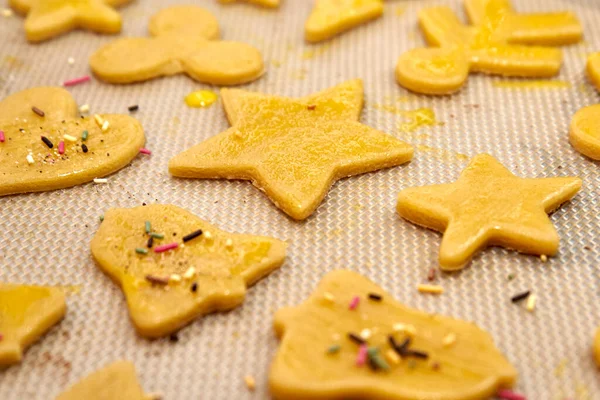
[1,0,600,398]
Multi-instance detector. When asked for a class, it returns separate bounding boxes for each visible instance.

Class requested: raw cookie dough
[90,6,264,85]
[0,87,145,196]
[396,154,582,270]
[588,53,600,92]
[594,329,600,367]
[305,0,383,43]
[218,0,279,8]
[169,79,413,220]
[9,0,133,43]
[569,105,600,160]
[0,284,66,366]
[464,0,582,46]
[56,361,152,400]
[90,204,287,338]
[270,270,517,400]
[395,1,572,95]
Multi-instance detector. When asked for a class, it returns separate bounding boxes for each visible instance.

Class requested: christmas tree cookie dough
[270,270,517,400]
[588,53,600,92]
[305,0,383,43]
[0,87,145,196]
[397,154,582,270]
[169,80,413,220]
[395,0,579,95]
[56,361,152,400]
[90,6,264,85]
[0,284,66,366]
[570,105,600,160]
[90,204,287,338]
[9,0,133,43]
[218,0,279,8]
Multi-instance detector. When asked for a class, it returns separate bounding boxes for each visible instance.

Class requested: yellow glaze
[594,329,600,367]
[270,270,517,400]
[218,0,279,8]
[90,6,264,85]
[184,90,218,108]
[90,204,287,338]
[570,105,600,161]
[587,53,600,92]
[397,154,582,270]
[464,0,582,46]
[169,80,413,220]
[396,1,567,95]
[9,0,133,43]
[0,284,66,366]
[399,108,441,133]
[305,0,383,43]
[56,361,152,400]
[0,87,145,196]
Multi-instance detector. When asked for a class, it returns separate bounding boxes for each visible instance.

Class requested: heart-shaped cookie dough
[0,87,145,196]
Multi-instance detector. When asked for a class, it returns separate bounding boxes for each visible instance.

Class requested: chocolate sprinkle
[511,290,531,303]
[348,332,366,345]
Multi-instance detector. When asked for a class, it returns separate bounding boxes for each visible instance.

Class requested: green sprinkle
[507,273,515,281]
[367,347,389,371]
[150,232,164,239]
[82,130,88,141]
[145,221,151,234]
[326,344,341,354]
[99,215,104,222]
[135,248,148,255]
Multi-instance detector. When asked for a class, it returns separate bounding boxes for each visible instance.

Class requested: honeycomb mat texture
[1,0,599,398]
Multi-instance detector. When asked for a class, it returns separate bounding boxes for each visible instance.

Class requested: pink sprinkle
[63,75,91,87]
[497,389,527,400]
[349,295,360,310]
[139,148,152,155]
[58,141,65,155]
[0,333,3,341]
[355,344,367,366]
[0,131,4,142]
[154,242,179,253]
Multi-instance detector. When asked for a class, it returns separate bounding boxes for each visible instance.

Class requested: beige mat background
[1,0,599,398]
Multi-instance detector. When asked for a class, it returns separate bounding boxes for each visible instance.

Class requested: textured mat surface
[0,0,599,399]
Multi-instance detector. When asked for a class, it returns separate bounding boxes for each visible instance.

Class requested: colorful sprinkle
[139,148,152,155]
[154,242,179,253]
[145,221,151,233]
[203,231,213,240]
[355,344,368,366]
[323,292,335,302]
[41,136,53,148]
[225,238,233,248]
[442,333,457,347]
[81,130,89,141]
[93,178,107,183]
[417,284,444,294]
[526,294,537,312]
[244,375,256,391]
[99,215,104,221]
[497,389,527,400]
[183,267,196,279]
[384,349,401,365]
[0,131,5,142]
[393,323,416,337]
[349,295,360,310]
[511,290,531,303]
[182,229,203,243]
[367,347,390,371]
[170,274,182,283]
[101,120,110,132]
[540,254,548,262]
[191,282,198,292]
[147,236,154,248]
[79,104,90,113]
[67,57,75,65]
[427,268,436,281]
[63,134,77,142]
[58,141,65,155]
[135,248,148,255]
[348,332,366,345]
[360,328,372,340]
[32,106,45,117]
[0,333,3,341]
[26,154,34,164]
[368,293,382,301]
[145,275,169,285]
[326,344,341,354]
[63,75,91,87]
[128,105,139,112]
[82,144,88,153]
[94,114,104,127]
[307,104,316,110]
[2,8,13,17]
[150,232,164,239]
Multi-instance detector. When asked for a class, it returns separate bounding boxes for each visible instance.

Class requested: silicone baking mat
[1,0,599,398]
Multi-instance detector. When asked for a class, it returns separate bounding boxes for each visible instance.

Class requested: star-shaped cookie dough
[570,104,600,160]
[90,204,287,338]
[56,361,152,400]
[9,0,133,42]
[0,284,66,366]
[0,87,145,196]
[305,0,383,43]
[270,270,517,400]
[218,0,279,8]
[396,154,582,270]
[588,53,600,92]
[169,80,413,220]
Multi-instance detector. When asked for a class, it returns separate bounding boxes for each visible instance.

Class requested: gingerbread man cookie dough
[169,80,413,220]
[90,204,287,338]
[90,6,264,85]
[270,270,517,400]
[397,154,582,270]
[9,0,133,42]
[0,87,145,196]
[0,284,66,366]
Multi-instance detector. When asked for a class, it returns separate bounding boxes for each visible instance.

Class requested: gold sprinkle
[442,333,457,347]
[393,323,416,337]
[385,349,401,365]
[225,238,233,248]
[170,274,182,283]
[204,231,213,240]
[79,104,90,113]
[183,267,196,279]
[417,284,444,294]
[526,294,537,312]
[360,328,371,340]
[540,254,548,262]
[94,114,103,127]
[63,134,77,142]
[26,154,34,165]
[101,120,110,132]
[67,57,75,65]
[323,292,335,302]
[244,375,256,391]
